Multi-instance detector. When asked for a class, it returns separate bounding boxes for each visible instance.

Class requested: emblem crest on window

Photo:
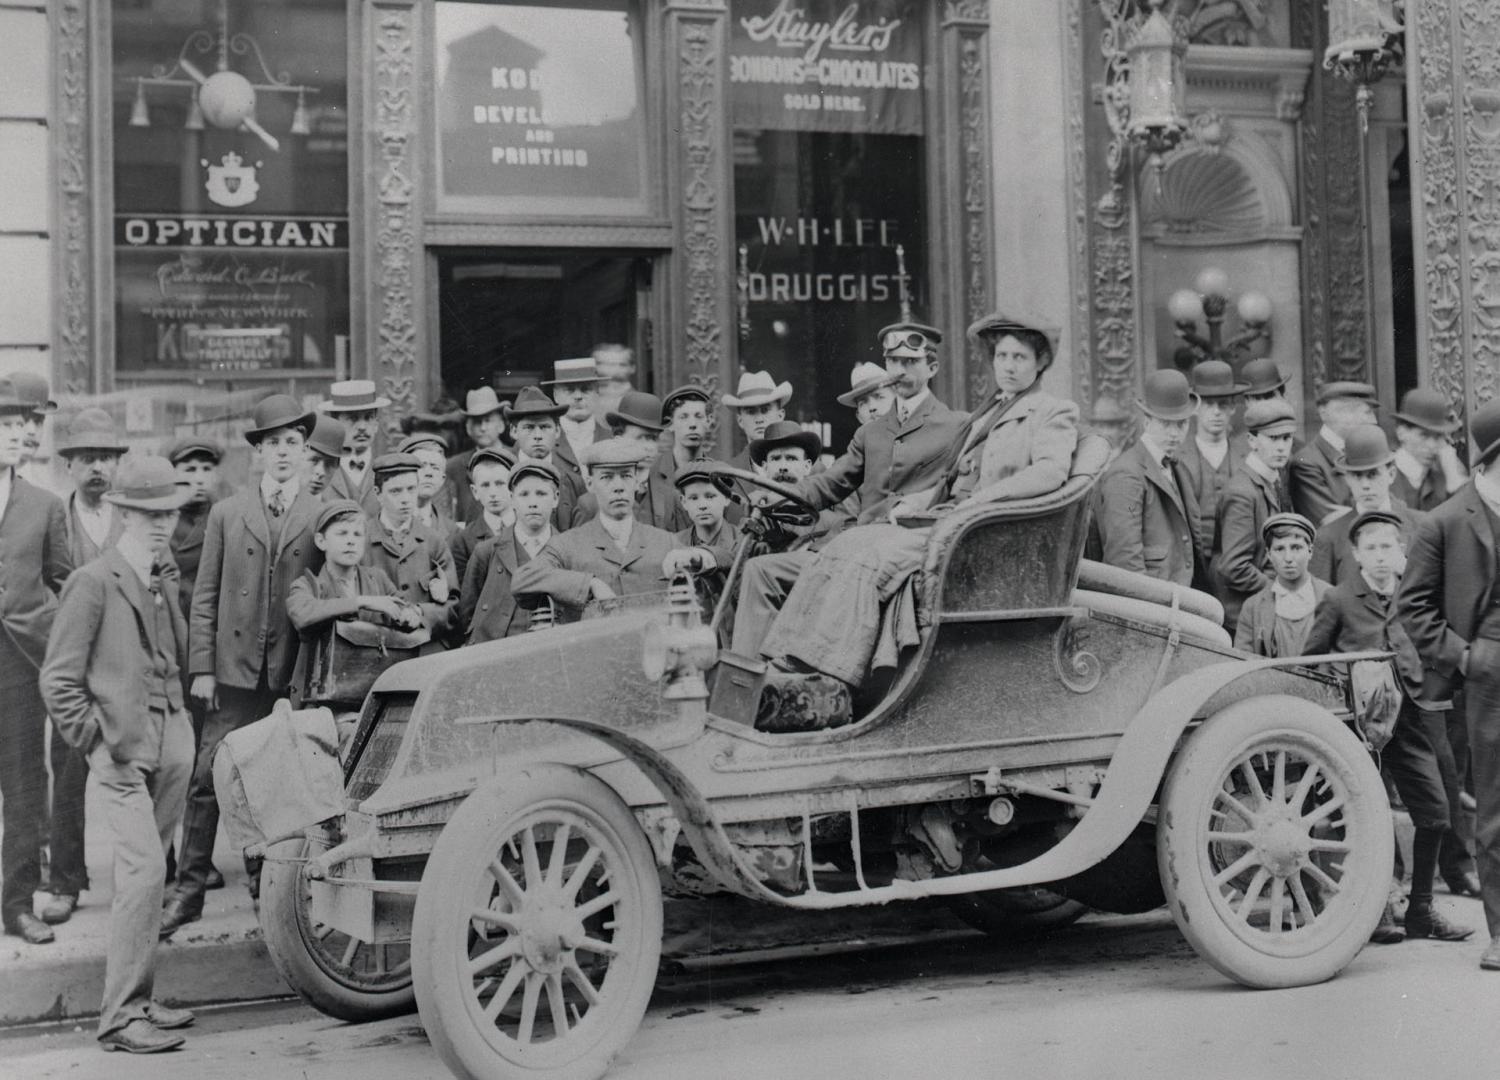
[202,151,261,208]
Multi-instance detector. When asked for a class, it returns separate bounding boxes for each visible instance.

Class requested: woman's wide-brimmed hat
[103,455,190,511]
[722,370,792,409]
[245,394,316,444]
[966,310,1061,358]
[750,420,822,466]
[1137,369,1198,422]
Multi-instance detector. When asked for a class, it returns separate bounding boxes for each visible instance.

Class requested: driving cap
[1137,369,1198,422]
[306,413,347,461]
[580,437,655,470]
[320,379,390,413]
[661,385,710,422]
[314,498,365,534]
[103,455,189,511]
[966,311,1059,357]
[721,371,792,409]
[370,452,420,480]
[59,408,129,456]
[750,419,822,466]
[673,461,734,497]
[397,431,447,456]
[11,372,57,415]
[1241,357,1288,395]
[509,458,561,489]
[506,385,567,420]
[1190,360,1248,399]
[1316,380,1378,405]
[879,321,942,358]
[837,362,896,408]
[1393,388,1461,434]
[1336,424,1395,472]
[541,357,602,386]
[164,435,223,465]
[467,445,517,473]
[605,390,667,433]
[1260,511,1316,547]
[1471,398,1500,469]
[1243,397,1298,435]
[1348,508,1404,543]
[245,394,316,444]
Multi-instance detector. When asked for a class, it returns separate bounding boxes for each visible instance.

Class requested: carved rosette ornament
[54,0,93,394]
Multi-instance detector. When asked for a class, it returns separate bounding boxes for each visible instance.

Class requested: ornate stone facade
[54,0,94,394]
[945,1,994,406]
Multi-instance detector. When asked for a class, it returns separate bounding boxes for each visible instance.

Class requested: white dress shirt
[894,389,930,425]
[598,514,633,552]
[259,474,300,515]
[1195,435,1229,470]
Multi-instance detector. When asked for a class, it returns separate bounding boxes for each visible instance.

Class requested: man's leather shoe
[206,867,225,890]
[41,893,77,925]
[1444,870,1482,898]
[5,912,55,944]
[158,897,201,939]
[99,1019,184,1054]
[1481,936,1500,971]
[1405,903,1474,941]
[1369,901,1404,944]
[144,1002,195,1030]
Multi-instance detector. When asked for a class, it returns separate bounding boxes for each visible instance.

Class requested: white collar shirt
[560,416,597,452]
[895,389,930,425]
[259,474,300,514]
[517,525,552,559]
[114,530,156,588]
[598,514,633,551]
[482,509,512,535]
[1319,425,1346,454]
[1271,576,1318,620]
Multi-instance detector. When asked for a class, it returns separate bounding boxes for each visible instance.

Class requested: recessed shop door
[433,249,655,400]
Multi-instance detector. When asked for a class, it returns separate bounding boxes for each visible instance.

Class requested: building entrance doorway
[434,249,654,401]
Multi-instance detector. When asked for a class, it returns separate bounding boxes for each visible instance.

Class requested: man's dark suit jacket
[0,475,71,685]
[1392,463,1454,513]
[1095,440,1204,587]
[1290,432,1350,524]
[460,528,534,644]
[1212,465,1284,629]
[1310,499,1423,587]
[1304,572,1424,698]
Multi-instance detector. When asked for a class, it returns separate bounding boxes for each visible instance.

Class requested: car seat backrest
[1068,433,1112,482]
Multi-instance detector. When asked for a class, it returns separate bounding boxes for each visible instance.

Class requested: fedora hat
[505,385,567,421]
[1471,398,1500,469]
[722,371,792,409]
[1260,511,1316,547]
[750,420,822,466]
[103,455,189,511]
[59,408,129,457]
[605,390,667,433]
[245,394,316,444]
[661,385,710,422]
[1243,398,1298,435]
[540,358,602,386]
[11,372,57,415]
[163,435,223,465]
[1316,380,1379,406]
[966,311,1059,358]
[1241,357,1289,395]
[837,362,897,408]
[320,379,391,414]
[306,414,346,462]
[1393,388,1461,434]
[1336,425,1395,472]
[1190,360,1248,399]
[1137,369,1198,422]
[580,437,655,470]
[462,386,507,418]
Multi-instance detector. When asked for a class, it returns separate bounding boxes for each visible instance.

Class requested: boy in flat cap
[663,385,713,471]
[41,455,197,1052]
[446,387,509,523]
[1232,512,1328,658]
[1310,425,1426,587]
[398,431,455,535]
[572,390,689,531]
[1290,381,1378,523]
[164,395,321,936]
[449,446,516,586]
[1306,509,1473,946]
[1213,398,1298,632]
[460,460,561,644]
[362,453,458,636]
[1391,388,1468,512]
[165,437,223,620]
[0,378,72,946]
[670,464,742,641]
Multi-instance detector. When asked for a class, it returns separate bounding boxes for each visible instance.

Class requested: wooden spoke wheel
[259,837,416,1020]
[412,767,663,1080]
[1157,695,1393,989]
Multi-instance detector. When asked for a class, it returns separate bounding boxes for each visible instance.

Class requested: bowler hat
[1260,511,1316,547]
[1243,398,1298,435]
[1316,380,1379,406]
[59,408,129,457]
[672,462,734,497]
[837,362,897,408]
[467,446,517,473]
[397,432,447,456]
[103,455,189,511]
[966,311,1059,359]
[580,437,655,470]
[721,371,792,409]
[1241,358,1288,395]
[750,420,822,467]
[1347,508,1404,544]
[1336,424,1395,472]
[11,372,57,415]
[1190,360,1248,399]
[879,321,944,358]
[314,499,366,534]
[462,386,507,418]
[245,394,316,445]
[0,377,29,414]
[1393,388,1461,435]
[1471,398,1500,469]
[306,414,347,462]
[509,458,560,489]
[661,385,710,423]
[164,435,223,465]
[540,358,602,387]
[371,452,420,481]
[320,379,390,414]
[605,390,667,433]
[505,386,567,421]
[1137,369,1198,422]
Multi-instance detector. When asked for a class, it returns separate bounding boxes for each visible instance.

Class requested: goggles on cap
[882,330,932,353]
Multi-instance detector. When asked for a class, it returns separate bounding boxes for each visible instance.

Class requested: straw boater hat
[605,390,667,433]
[966,311,1059,363]
[59,408,129,457]
[1241,358,1289,396]
[540,358,602,387]
[1189,359,1249,399]
[163,436,223,465]
[1469,398,1500,469]
[12,372,57,415]
[509,458,561,489]
[320,379,391,414]
[1137,369,1198,422]
[722,370,792,409]
[1335,425,1395,472]
[750,420,822,467]
[103,455,189,512]
[306,414,347,462]
[1393,388,1461,435]
[244,394,316,444]
[837,362,896,408]
[505,386,568,421]
[661,385,711,422]
[462,387,507,418]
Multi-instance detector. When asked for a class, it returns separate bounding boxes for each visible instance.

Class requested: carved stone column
[1409,0,1500,420]
[364,0,424,434]
[53,0,99,395]
[666,0,736,447]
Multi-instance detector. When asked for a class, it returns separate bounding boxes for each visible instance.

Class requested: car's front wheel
[1157,695,1393,989]
[412,766,663,1080]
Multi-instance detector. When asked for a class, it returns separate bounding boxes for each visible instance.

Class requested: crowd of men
[4,324,1500,1054]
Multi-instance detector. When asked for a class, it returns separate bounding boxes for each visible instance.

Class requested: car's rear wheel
[412,767,663,1080]
[946,886,1088,939]
[1157,695,1392,989]
[259,837,416,1020]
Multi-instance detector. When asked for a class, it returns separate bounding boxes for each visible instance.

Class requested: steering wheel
[707,464,819,528]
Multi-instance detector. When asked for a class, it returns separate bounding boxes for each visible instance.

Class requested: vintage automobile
[236,434,1395,1080]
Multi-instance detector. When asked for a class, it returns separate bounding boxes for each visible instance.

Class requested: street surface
[4,904,1497,1080]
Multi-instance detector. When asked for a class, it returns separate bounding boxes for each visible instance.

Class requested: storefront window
[731,0,928,451]
[111,0,350,380]
[434,0,650,217]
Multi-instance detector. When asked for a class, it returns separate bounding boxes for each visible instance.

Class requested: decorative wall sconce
[1323,0,1404,134]
[127,0,317,152]
[1125,0,1190,188]
[1166,267,1273,367]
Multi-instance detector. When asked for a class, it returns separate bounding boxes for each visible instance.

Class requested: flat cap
[580,437,655,470]
[467,446,517,472]
[164,435,223,465]
[1316,381,1378,405]
[315,499,366,534]
[1244,398,1298,435]
[1260,511,1316,547]
[1348,508,1404,543]
[510,458,562,489]
[371,452,420,479]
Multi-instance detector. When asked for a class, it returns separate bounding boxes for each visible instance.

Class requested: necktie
[147,566,163,605]
[268,487,285,518]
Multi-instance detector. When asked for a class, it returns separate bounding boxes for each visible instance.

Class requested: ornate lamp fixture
[1125,0,1190,189]
[1323,0,1404,135]
[127,0,317,152]
[1166,267,1273,368]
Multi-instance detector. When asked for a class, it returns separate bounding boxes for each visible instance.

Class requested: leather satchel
[304,618,430,707]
